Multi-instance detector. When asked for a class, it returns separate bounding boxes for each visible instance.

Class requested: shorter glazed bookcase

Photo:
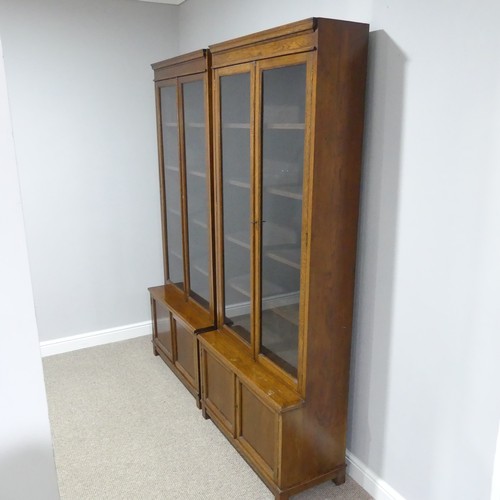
[149,50,216,406]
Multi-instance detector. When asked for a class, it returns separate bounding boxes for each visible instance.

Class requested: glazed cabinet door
[255,54,311,381]
[159,82,185,290]
[180,75,213,310]
[214,64,254,345]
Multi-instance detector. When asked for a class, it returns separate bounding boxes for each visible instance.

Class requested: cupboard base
[199,329,348,499]
[149,285,216,408]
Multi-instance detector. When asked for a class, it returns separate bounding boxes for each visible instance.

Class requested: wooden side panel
[280,19,369,486]
[238,383,277,476]
[173,317,197,388]
[202,348,236,435]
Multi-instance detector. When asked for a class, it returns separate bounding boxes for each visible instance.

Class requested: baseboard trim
[346,450,405,500]
[40,320,152,357]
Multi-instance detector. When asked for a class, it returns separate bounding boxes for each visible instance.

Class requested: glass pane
[220,72,252,343]
[260,64,307,377]
[161,85,184,289]
[183,80,210,307]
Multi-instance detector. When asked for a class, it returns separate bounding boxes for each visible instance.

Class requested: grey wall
[0,0,178,341]
[178,1,500,499]
[0,37,60,500]
[178,0,370,52]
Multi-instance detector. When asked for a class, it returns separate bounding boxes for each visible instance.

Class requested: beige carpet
[43,336,372,500]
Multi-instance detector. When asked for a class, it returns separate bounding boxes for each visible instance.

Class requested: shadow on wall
[0,444,60,500]
[347,29,407,479]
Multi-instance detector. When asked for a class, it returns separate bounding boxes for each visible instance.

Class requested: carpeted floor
[43,336,372,499]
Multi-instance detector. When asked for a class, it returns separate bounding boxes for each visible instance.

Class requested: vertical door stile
[177,81,191,298]
[297,53,315,396]
[169,312,178,362]
[213,69,225,328]
[252,61,262,361]
[204,69,216,324]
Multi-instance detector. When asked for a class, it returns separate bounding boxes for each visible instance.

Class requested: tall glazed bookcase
[149,18,368,499]
[149,50,216,406]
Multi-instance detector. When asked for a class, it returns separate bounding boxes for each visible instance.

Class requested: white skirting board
[346,450,406,500]
[39,321,404,500]
[39,320,152,357]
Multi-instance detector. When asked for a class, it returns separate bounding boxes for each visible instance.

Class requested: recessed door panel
[173,317,197,388]
[202,349,235,434]
[239,384,277,475]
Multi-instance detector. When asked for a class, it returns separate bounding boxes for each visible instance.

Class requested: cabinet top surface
[151,49,207,70]
[149,284,214,332]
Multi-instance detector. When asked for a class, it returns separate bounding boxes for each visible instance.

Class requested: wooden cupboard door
[153,299,173,361]
[237,383,278,478]
[172,317,197,390]
[201,349,235,435]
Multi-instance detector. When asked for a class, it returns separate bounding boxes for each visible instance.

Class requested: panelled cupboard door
[237,383,278,480]
[172,317,198,390]
[200,348,236,435]
[151,298,173,361]
[214,54,312,384]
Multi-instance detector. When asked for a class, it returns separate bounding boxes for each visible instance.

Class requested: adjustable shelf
[228,274,286,298]
[165,165,180,174]
[226,230,250,249]
[223,123,250,129]
[192,260,209,277]
[265,246,301,270]
[188,169,206,178]
[167,207,181,217]
[271,304,299,326]
[226,178,250,189]
[191,216,208,229]
[169,249,183,260]
[267,185,302,200]
[265,123,305,130]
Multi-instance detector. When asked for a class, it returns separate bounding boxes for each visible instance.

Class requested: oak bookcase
[149,18,369,499]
